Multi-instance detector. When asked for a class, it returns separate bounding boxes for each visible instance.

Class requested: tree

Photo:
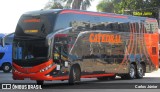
[96,0,160,19]
[97,0,114,13]
[63,0,93,10]
[44,0,63,9]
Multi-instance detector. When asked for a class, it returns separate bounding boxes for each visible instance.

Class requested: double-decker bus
[2,9,158,85]
[0,33,13,73]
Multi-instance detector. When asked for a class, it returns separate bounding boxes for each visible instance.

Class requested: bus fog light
[13,67,21,74]
[40,64,53,72]
[46,74,50,76]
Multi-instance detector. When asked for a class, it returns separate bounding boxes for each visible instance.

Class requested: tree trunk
[72,0,82,9]
[81,5,86,10]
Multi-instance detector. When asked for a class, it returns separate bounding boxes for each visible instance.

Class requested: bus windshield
[13,39,48,61]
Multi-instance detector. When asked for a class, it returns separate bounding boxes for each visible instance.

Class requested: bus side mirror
[1,38,5,47]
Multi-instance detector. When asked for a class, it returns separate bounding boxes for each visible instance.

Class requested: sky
[0,0,100,33]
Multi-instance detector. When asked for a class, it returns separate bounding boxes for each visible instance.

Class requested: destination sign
[24,30,38,33]
[23,19,40,23]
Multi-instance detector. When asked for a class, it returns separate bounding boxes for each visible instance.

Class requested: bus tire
[126,64,136,79]
[68,65,81,85]
[2,63,12,73]
[36,80,44,85]
[136,64,144,79]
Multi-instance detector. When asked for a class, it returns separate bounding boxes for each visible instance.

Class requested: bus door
[53,36,69,71]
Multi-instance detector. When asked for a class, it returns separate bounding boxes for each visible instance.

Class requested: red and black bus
[7,9,159,85]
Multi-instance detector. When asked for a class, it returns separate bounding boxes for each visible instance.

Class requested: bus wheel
[136,64,144,79]
[36,80,44,85]
[2,63,12,73]
[68,65,81,85]
[127,64,136,79]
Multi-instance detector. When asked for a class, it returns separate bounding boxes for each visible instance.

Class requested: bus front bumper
[12,60,69,81]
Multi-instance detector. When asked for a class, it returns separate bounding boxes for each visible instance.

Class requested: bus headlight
[40,64,54,72]
[12,67,21,74]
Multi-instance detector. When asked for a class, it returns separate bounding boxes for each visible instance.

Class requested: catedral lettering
[89,33,122,43]
[1,9,158,85]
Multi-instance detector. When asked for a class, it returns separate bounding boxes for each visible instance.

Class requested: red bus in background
[2,9,158,85]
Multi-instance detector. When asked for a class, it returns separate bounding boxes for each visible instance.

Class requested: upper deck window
[15,13,55,37]
[144,22,158,33]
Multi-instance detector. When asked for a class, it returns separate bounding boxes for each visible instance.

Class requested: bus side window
[149,24,153,33]
[0,53,5,59]
[144,22,153,33]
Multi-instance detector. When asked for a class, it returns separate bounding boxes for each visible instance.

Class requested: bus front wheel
[68,65,81,85]
[2,63,12,73]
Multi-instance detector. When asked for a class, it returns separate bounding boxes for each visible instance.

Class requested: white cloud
[0,0,47,33]
[0,0,99,33]
[87,0,101,12]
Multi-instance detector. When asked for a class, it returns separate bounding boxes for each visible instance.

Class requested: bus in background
[1,9,158,85]
[0,33,13,73]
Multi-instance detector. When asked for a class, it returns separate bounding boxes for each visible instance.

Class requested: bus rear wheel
[121,64,136,79]
[136,64,144,79]
[2,63,12,73]
[127,64,136,79]
[68,65,81,85]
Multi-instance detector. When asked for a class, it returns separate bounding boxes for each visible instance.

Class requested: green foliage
[45,0,93,10]
[97,0,160,18]
[63,0,93,10]
[44,1,63,9]
[97,0,114,13]
[51,2,63,9]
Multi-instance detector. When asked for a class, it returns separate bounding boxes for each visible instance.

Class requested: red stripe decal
[60,10,128,19]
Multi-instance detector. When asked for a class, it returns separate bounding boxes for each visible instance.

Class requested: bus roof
[23,9,157,23]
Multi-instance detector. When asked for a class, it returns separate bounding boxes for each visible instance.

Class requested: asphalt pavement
[0,69,160,91]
